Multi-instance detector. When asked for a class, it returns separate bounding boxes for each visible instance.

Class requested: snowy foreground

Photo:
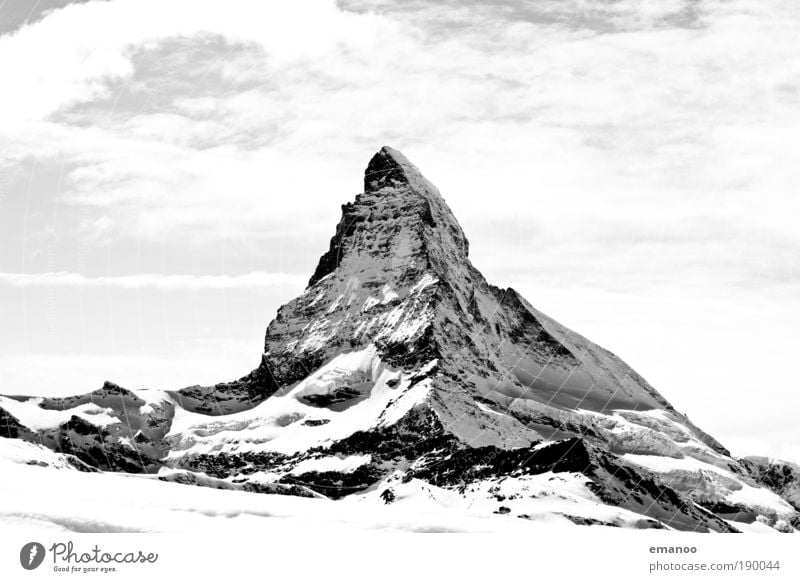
[0,439,783,534]
[0,439,576,534]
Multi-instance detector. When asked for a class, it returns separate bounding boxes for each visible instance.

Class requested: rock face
[0,146,797,532]
[741,457,800,512]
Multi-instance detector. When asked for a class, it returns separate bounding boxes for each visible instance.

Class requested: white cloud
[0,0,384,123]
[0,270,305,290]
[3,0,799,249]
[0,343,261,395]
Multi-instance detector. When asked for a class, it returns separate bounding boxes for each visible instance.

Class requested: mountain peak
[4,147,796,533]
[364,146,424,192]
[307,147,469,288]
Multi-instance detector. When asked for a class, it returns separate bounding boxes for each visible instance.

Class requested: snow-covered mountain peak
[1,148,798,533]
[363,146,427,192]
[308,146,469,289]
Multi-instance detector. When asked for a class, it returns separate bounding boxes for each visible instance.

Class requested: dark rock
[279,464,383,499]
[740,456,800,512]
[381,488,396,504]
[0,406,36,440]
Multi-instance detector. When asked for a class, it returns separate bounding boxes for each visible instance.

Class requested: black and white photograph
[0,0,798,580]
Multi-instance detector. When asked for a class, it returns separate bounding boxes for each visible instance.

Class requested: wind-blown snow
[380,284,399,304]
[409,273,438,295]
[623,453,794,516]
[0,439,86,470]
[167,345,433,457]
[0,395,119,431]
[289,455,372,475]
[355,471,669,529]
[0,443,585,534]
[578,408,726,465]
[130,388,169,415]
[727,483,795,515]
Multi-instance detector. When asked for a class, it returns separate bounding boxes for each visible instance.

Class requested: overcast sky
[0,0,798,463]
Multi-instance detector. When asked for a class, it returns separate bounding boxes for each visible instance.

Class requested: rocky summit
[1,147,797,532]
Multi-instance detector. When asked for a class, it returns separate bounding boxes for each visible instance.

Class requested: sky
[0,0,798,463]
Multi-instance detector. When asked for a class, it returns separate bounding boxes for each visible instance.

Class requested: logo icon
[20,542,46,570]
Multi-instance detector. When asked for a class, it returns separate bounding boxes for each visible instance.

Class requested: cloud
[3,0,799,298]
[0,342,261,395]
[3,0,799,250]
[0,270,305,290]
[0,0,96,36]
[0,0,384,123]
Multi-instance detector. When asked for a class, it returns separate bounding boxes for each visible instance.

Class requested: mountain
[1,147,797,532]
